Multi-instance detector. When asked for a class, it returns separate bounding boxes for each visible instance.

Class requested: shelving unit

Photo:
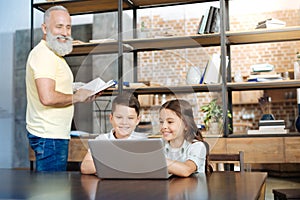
[31,0,300,136]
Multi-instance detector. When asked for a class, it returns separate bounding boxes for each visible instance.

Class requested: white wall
[0,1,30,168]
[0,32,14,168]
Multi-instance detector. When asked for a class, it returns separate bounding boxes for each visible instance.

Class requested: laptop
[88,138,172,179]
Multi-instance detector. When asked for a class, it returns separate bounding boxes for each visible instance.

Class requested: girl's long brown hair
[160,99,212,174]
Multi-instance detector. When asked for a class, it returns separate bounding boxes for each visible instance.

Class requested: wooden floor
[265,176,300,200]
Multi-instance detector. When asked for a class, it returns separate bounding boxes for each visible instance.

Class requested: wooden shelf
[69,34,220,56]
[68,26,300,56]
[227,26,300,45]
[232,98,296,105]
[101,84,222,96]
[127,34,220,50]
[102,80,300,95]
[34,0,127,15]
[33,0,214,15]
[70,42,134,56]
[131,0,215,7]
[228,80,300,91]
[127,84,222,94]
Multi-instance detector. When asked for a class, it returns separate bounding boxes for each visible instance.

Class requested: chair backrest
[208,151,245,172]
[202,141,213,174]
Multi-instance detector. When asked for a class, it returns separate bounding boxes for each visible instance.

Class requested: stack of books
[247,120,289,134]
[247,63,282,82]
[197,6,220,34]
[256,18,286,29]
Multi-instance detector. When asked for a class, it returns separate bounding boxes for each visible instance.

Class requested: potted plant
[200,98,232,134]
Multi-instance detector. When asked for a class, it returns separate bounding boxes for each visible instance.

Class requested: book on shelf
[258,128,288,133]
[209,7,220,33]
[199,61,208,84]
[247,73,282,82]
[258,120,285,126]
[204,6,216,34]
[203,53,221,84]
[256,18,286,29]
[247,129,289,135]
[257,119,287,133]
[79,77,117,96]
[247,77,283,82]
[250,63,274,72]
[197,15,204,34]
[248,119,288,134]
[198,6,220,34]
[250,71,277,76]
[259,126,286,131]
[202,53,228,84]
[248,74,281,79]
[259,125,286,131]
[198,8,210,34]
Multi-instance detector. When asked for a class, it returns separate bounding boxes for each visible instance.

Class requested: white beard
[46,31,73,56]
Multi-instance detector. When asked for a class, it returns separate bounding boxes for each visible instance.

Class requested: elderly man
[26,5,98,171]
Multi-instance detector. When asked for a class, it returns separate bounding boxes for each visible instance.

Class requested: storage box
[232,91,263,104]
[138,95,154,107]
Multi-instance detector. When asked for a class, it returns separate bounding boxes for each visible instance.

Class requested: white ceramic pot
[186,66,202,84]
[209,122,221,135]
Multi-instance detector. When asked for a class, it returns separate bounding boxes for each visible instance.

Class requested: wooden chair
[208,151,245,172]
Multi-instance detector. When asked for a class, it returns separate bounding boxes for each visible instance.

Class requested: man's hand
[73,90,103,104]
[73,89,94,103]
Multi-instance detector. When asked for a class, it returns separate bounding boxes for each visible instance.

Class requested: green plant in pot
[200,98,232,134]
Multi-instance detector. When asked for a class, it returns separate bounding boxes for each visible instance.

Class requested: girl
[159,99,207,177]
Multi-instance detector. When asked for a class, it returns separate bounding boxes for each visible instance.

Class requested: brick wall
[137,8,300,134]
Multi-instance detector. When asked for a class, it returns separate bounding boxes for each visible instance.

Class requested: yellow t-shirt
[26,40,74,139]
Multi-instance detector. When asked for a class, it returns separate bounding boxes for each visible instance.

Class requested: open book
[79,78,116,96]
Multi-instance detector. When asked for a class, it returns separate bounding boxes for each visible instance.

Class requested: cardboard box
[232,91,263,104]
[138,95,154,107]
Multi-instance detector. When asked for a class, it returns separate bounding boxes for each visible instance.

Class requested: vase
[186,66,202,84]
[259,96,274,120]
[294,60,300,80]
[260,114,275,120]
[209,122,221,135]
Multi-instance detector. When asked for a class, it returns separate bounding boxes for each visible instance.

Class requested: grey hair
[44,5,69,24]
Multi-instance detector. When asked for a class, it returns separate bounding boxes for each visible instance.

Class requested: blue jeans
[27,132,69,171]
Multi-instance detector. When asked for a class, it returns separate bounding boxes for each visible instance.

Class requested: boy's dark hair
[111,93,140,116]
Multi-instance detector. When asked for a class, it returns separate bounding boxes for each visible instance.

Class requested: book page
[79,78,116,96]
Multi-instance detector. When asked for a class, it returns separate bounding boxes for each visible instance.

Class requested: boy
[80,93,147,174]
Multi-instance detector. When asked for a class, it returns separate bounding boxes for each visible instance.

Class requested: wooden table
[0,169,267,200]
